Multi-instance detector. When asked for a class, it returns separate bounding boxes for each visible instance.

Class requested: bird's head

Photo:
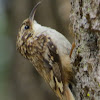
[16,2,41,52]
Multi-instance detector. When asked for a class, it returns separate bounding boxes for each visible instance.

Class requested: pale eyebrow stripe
[19,23,26,31]
[21,23,25,27]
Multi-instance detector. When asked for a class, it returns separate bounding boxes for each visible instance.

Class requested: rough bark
[70,0,100,100]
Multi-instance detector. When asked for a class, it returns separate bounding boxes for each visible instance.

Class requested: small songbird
[16,2,75,100]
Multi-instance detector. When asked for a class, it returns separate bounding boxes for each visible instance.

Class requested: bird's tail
[61,86,75,100]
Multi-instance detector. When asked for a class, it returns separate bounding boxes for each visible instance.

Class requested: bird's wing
[43,38,64,95]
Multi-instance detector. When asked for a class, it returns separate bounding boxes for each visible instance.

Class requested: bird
[16,2,75,100]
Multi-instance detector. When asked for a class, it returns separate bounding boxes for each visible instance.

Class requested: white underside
[33,20,71,55]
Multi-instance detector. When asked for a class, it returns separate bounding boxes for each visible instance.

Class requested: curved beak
[29,1,42,21]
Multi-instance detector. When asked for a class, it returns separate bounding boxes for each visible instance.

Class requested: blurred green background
[0,0,72,100]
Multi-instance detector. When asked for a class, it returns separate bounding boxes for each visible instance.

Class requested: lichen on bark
[70,0,100,100]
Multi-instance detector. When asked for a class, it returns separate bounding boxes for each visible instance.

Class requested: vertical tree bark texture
[70,0,100,100]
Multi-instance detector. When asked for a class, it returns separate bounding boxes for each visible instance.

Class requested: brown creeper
[16,2,75,100]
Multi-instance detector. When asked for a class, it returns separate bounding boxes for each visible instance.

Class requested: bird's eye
[25,25,29,30]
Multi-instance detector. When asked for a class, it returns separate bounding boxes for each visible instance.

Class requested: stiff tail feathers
[61,86,75,100]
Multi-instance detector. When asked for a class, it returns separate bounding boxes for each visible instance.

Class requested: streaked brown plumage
[16,2,75,100]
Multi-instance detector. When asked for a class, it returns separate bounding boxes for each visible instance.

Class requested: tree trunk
[70,0,100,100]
